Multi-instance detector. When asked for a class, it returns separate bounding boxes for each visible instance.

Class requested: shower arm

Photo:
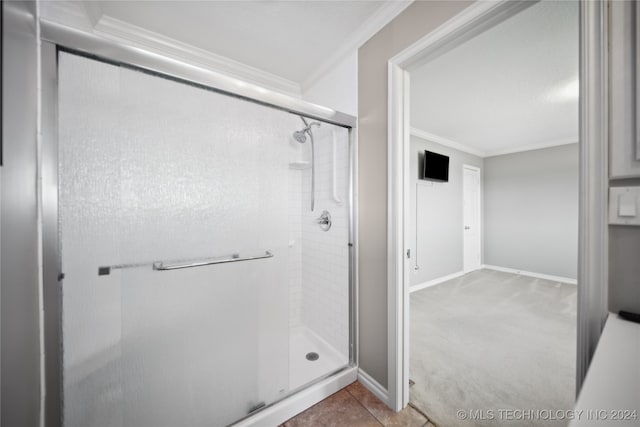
[300,117,319,211]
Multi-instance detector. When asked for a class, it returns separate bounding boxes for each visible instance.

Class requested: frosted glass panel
[117,63,290,427]
[59,52,293,427]
[59,54,125,427]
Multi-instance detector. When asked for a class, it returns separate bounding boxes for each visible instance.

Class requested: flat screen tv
[422,150,449,182]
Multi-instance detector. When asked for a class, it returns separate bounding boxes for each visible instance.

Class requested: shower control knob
[316,210,332,231]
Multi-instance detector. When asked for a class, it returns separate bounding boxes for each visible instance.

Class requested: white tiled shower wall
[287,123,350,360]
[300,126,350,359]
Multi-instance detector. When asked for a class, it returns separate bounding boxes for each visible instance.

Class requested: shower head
[293,130,307,143]
[293,117,321,143]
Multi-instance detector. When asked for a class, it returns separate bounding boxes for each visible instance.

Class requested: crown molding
[485,137,578,157]
[40,0,95,31]
[42,0,412,98]
[301,0,414,92]
[93,16,302,97]
[40,1,302,97]
[83,1,103,27]
[410,127,485,157]
[411,126,578,158]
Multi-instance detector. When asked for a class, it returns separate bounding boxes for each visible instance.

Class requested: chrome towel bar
[97,250,274,276]
[153,251,274,271]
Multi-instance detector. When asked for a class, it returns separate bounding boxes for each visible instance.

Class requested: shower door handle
[97,250,274,276]
[153,251,274,271]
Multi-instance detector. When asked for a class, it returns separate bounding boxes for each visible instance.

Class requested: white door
[463,166,481,272]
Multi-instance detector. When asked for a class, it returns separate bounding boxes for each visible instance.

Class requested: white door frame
[462,164,481,273]
[387,0,609,411]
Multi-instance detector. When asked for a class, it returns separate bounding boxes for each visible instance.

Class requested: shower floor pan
[289,327,349,391]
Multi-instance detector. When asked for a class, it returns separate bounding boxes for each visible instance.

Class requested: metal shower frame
[40,20,358,427]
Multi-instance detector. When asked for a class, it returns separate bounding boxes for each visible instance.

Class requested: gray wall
[484,144,579,279]
[608,1,640,314]
[358,0,472,388]
[409,136,483,286]
[1,1,41,426]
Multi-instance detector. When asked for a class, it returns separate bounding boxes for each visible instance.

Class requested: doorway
[407,3,579,423]
[463,165,481,273]
[386,0,609,418]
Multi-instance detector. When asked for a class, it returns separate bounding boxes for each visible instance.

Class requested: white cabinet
[610,1,640,178]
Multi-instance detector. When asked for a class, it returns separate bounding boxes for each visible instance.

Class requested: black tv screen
[422,150,449,182]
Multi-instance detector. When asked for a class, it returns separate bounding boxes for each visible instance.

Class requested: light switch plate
[609,187,640,225]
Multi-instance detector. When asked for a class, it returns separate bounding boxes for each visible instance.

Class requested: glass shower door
[120,260,287,427]
[59,51,293,427]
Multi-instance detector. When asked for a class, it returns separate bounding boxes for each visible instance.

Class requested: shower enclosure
[42,36,355,427]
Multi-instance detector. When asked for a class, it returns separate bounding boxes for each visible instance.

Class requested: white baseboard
[357,369,389,406]
[409,270,466,293]
[482,264,577,285]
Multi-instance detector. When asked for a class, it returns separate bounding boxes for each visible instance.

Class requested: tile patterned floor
[281,381,435,427]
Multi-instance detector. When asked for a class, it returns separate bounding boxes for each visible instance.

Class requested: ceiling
[97,0,385,83]
[42,0,409,94]
[410,1,579,156]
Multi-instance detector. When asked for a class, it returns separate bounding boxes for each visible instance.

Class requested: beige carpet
[410,269,577,427]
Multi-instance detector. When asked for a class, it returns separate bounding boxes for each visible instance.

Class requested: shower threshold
[232,366,357,427]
